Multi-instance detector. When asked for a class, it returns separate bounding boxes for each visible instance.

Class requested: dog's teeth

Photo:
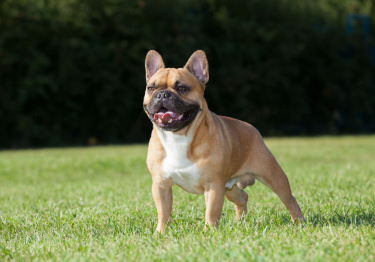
[178,114,183,120]
[168,119,172,123]
[158,118,162,123]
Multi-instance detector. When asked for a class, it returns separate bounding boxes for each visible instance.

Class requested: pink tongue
[153,111,179,123]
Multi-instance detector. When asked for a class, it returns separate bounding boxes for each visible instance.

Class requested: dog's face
[143,51,209,132]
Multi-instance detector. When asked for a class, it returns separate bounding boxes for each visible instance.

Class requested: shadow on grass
[305,205,375,227]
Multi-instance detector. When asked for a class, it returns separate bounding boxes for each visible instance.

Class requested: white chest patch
[156,129,202,194]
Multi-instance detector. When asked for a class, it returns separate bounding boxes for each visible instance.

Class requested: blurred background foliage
[0,0,375,148]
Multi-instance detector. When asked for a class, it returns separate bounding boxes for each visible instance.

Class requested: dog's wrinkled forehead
[148,68,202,90]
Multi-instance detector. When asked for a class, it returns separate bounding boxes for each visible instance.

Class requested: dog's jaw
[144,102,201,132]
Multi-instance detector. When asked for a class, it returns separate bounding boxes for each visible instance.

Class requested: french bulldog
[143,50,304,233]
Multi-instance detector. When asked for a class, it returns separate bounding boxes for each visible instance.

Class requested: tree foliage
[0,0,374,148]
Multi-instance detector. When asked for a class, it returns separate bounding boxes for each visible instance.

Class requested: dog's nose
[156,91,171,100]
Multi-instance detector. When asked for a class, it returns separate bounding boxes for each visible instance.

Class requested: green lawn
[1,136,374,261]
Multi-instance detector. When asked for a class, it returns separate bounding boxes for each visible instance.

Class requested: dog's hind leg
[250,143,305,224]
[225,185,248,219]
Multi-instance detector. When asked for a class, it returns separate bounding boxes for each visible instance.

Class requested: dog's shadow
[231,204,375,228]
[300,204,375,227]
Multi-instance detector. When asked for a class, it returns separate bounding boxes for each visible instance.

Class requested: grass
[0,136,374,261]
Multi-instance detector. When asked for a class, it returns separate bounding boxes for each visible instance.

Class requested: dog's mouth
[154,107,184,124]
[148,106,199,131]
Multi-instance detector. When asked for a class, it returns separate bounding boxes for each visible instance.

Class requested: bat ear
[145,50,165,83]
[184,50,209,85]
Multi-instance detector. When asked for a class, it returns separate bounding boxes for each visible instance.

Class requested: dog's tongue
[154,108,183,124]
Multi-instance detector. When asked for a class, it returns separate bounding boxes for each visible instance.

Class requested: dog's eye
[177,86,186,92]
[147,86,155,92]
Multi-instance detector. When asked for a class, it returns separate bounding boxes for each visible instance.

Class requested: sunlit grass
[1,136,374,261]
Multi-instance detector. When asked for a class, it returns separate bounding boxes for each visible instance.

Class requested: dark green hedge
[1,0,374,148]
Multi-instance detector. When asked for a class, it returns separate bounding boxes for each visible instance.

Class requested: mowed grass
[0,136,374,261]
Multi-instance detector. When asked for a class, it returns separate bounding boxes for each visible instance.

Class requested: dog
[143,50,304,233]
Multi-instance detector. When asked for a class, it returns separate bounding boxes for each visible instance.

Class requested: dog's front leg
[152,183,173,233]
[204,182,225,229]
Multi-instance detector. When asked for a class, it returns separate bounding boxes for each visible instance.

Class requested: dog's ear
[145,50,165,83]
[184,50,209,85]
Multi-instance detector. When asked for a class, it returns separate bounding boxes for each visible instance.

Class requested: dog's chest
[156,130,202,194]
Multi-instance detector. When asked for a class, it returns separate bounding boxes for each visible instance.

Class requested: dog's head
[143,50,209,132]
